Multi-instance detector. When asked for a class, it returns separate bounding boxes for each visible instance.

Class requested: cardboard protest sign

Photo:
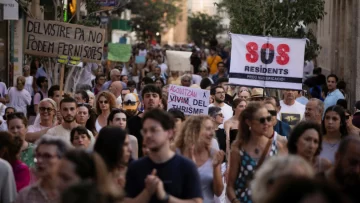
[107,43,131,62]
[166,51,192,72]
[167,85,210,115]
[24,18,105,63]
[229,34,306,90]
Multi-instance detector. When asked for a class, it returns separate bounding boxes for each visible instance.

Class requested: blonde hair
[251,155,314,203]
[95,91,117,115]
[174,115,212,152]
[39,98,58,124]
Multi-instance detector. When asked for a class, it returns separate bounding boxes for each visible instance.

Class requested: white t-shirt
[278,100,305,127]
[116,95,122,106]
[192,74,202,85]
[209,103,233,129]
[159,63,168,75]
[7,87,32,116]
[0,158,17,203]
[46,124,95,148]
[24,76,34,96]
[0,82,8,98]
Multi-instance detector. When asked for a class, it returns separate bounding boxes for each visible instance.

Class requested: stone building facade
[314,0,360,106]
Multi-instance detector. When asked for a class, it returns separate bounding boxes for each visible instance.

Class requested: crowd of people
[0,43,359,203]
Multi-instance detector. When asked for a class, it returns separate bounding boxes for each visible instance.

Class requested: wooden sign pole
[59,63,65,98]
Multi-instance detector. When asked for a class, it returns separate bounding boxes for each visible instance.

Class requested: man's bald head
[109,81,123,97]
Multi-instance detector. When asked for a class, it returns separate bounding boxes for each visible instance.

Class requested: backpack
[27,91,44,117]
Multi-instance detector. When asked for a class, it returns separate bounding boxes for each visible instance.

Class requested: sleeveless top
[176,148,216,203]
[234,133,279,203]
[95,119,102,133]
[229,129,238,145]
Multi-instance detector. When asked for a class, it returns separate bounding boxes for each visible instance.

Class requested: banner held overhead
[24,18,106,63]
[229,34,306,90]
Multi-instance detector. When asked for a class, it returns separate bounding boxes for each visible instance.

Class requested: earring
[249,126,251,131]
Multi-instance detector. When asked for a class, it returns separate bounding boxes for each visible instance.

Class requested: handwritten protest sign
[107,43,131,62]
[24,18,105,63]
[229,34,306,90]
[166,51,192,71]
[167,85,210,115]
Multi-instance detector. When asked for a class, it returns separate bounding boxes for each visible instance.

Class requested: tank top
[229,129,238,145]
[95,119,102,133]
[234,133,279,203]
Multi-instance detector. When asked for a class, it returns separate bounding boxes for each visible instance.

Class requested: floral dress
[21,142,35,168]
[234,134,279,203]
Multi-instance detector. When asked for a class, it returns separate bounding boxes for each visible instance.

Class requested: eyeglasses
[124,100,136,106]
[255,116,272,124]
[98,100,109,104]
[39,107,54,112]
[268,110,277,117]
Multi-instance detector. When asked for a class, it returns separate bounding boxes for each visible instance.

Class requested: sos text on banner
[167,85,210,115]
[229,34,306,90]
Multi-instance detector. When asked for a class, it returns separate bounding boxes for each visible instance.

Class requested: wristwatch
[159,193,169,203]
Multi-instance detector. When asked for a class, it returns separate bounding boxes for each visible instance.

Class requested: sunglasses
[39,107,54,112]
[268,110,277,116]
[256,116,272,124]
[124,100,136,106]
[98,100,108,104]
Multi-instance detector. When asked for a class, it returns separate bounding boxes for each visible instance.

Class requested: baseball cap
[123,93,139,110]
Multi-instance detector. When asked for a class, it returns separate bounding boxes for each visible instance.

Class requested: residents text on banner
[24,18,106,63]
[167,85,210,115]
[229,34,306,90]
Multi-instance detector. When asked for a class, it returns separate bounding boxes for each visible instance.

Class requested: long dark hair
[93,127,127,172]
[322,105,348,137]
[0,132,22,163]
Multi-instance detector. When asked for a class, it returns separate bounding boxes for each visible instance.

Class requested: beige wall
[315,0,360,105]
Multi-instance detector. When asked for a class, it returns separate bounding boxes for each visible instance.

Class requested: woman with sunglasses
[344,109,360,136]
[26,98,57,142]
[95,91,117,133]
[7,112,36,168]
[227,102,287,203]
[174,115,225,203]
[319,105,348,164]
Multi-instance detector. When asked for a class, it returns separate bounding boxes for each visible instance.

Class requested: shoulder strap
[38,91,44,100]
[255,138,272,170]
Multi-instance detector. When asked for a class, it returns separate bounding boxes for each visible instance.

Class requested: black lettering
[96,47,102,60]
[245,66,249,71]
[75,28,84,40]
[68,44,74,56]
[96,33,103,43]
[26,34,36,49]
[34,22,43,34]
[66,26,71,38]
[27,20,34,33]
[250,66,255,72]
[60,25,66,38]
[284,69,289,75]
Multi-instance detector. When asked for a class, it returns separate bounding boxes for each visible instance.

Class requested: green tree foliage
[218,0,325,60]
[128,0,181,41]
[188,12,223,46]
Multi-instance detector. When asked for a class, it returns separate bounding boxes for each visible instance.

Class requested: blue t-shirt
[125,154,203,202]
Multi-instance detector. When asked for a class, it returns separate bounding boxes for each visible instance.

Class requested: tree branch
[14,0,34,18]
[264,0,277,35]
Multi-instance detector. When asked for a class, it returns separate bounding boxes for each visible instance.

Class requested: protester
[26,98,57,142]
[174,115,224,202]
[0,107,15,131]
[107,109,138,159]
[249,88,265,101]
[288,121,332,172]
[224,98,247,153]
[74,90,89,104]
[0,158,17,203]
[94,127,132,189]
[209,86,233,128]
[94,74,106,95]
[264,97,291,138]
[278,90,306,127]
[109,81,123,108]
[125,109,203,202]
[75,103,91,128]
[167,108,185,140]
[102,69,126,91]
[226,102,287,203]
[212,62,228,84]
[122,93,140,118]
[251,155,314,203]
[127,84,162,157]
[16,135,71,203]
[33,76,49,114]
[7,112,35,168]
[208,107,226,153]
[324,74,345,114]
[238,89,251,100]
[319,105,348,164]
[305,98,324,125]
[344,109,360,137]
[180,75,192,87]
[70,126,92,149]
[207,47,223,75]
[95,91,117,132]
[0,132,31,191]
[352,100,360,128]
[8,76,32,116]
[121,88,131,100]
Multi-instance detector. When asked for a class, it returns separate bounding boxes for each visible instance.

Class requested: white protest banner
[167,85,210,115]
[166,50,192,72]
[229,34,306,90]
[24,18,106,63]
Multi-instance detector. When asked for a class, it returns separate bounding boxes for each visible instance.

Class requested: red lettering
[276,44,290,65]
[246,42,258,63]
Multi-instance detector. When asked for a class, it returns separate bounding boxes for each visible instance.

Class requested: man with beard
[319,137,360,202]
[209,86,233,129]
[277,90,305,127]
[47,97,94,147]
[304,98,324,125]
[127,85,162,157]
[125,109,203,203]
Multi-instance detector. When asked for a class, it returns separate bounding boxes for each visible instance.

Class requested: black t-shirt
[125,154,203,202]
[127,114,143,157]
